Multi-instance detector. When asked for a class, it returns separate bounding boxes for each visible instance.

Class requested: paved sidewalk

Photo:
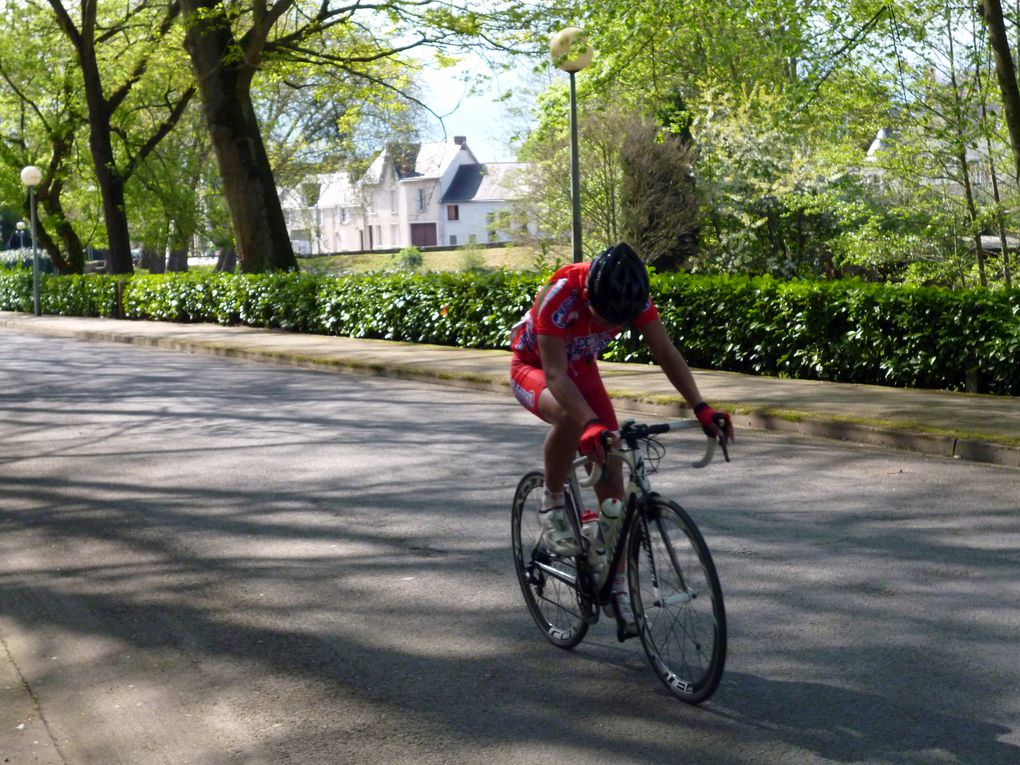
[2,311,1018,468]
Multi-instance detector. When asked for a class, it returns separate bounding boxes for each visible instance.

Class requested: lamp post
[20,165,43,316]
[550,27,593,263]
[16,220,27,249]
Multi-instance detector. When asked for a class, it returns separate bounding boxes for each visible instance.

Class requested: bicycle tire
[511,471,589,649]
[628,495,726,703]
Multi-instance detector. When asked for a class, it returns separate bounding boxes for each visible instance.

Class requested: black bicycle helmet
[586,242,650,325]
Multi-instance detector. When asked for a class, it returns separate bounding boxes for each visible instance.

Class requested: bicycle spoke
[630,497,726,704]
[512,471,589,649]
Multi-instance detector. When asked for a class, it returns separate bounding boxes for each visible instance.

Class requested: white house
[441,160,529,247]
[280,172,360,255]
[280,137,531,254]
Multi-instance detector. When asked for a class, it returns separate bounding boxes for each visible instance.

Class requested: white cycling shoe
[538,508,581,557]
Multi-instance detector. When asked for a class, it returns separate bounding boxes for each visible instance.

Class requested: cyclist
[509,242,734,638]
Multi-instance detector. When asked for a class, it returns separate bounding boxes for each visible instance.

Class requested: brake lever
[713,413,731,463]
[717,434,730,462]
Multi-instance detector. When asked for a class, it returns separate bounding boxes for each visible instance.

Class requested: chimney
[453,136,467,147]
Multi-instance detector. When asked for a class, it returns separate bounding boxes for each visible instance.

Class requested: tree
[0,2,89,273]
[126,105,211,274]
[620,92,699,271]
[518,1,902,275]
[46,0,195,274]
[981,0,1020,183]
[177,0,540,273]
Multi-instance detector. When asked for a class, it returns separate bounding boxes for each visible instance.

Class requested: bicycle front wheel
[511,471,589,649]
[629,496,726,704]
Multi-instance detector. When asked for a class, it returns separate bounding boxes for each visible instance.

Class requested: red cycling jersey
[510,262,658,376]
[509,262,658,425]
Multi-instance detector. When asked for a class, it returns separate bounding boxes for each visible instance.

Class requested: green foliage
[457,244,487,272]
[42,274,122,317]
[605,273,1020,394]
[395,246,424,271]
[1,270,1016,394]
[0,269,32,313]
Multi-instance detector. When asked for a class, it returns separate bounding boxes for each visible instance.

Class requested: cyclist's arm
[639,317,705,407]
[537,333,600,426]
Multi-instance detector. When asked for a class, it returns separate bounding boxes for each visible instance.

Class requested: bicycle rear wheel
[511,471,589,648]
[629,496,726,703]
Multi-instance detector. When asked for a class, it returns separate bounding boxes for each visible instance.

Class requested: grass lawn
[298,244,572,275]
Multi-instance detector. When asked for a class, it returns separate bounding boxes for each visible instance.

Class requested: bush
[605,274,1020,394]
[395,246,423,271]
[0,269,1017,394]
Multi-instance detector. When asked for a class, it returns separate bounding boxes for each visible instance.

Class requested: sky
[419,56,547,163]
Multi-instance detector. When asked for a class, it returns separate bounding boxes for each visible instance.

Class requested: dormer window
[418,189,428,211]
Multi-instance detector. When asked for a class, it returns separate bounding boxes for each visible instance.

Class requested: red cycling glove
[695,402,734,442]
[578,418,612,463]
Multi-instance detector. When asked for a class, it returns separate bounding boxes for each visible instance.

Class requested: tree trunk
[974,28,1013,286]
[141,244,165,273]
[167,246,189,272]
[86,108,133,274]
[34,131,85,274]
[49,1,134,274]
[180,9,297,273]
[33,194,84,275]
[946,15,987,286]
[214,246,237,273]
[982,0,1020,183]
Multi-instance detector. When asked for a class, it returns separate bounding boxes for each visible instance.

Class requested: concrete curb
[606,394,1019,468]
[2,313,1018,469]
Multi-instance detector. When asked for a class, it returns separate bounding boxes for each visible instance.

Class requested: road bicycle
[511,418,729,704]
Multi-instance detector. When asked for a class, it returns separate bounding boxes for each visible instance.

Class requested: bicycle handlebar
[575,419,727,488]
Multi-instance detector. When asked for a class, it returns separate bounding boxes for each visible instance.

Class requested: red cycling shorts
[510,357,619,430]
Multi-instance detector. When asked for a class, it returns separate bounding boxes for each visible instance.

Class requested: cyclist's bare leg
[537,390,625,495]
[537,389,582,494]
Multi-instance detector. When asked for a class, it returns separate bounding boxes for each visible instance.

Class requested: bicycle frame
[529,419,720,617]
[514,417,729,702]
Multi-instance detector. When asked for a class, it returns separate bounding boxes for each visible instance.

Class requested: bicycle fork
[639,503,696,608]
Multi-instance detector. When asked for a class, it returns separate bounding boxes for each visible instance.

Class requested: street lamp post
[20,165,43,316]
[550,27,593,263]
[16,220,27,249]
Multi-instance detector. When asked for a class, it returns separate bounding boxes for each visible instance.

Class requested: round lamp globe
[550,28,593,73]
[20,166,42,187]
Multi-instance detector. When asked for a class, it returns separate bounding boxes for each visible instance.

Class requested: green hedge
[607,274,1020,394]
[1,268,1017,395]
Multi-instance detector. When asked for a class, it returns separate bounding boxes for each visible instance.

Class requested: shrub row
[609,274,1020,395]
[1,269,1017,395]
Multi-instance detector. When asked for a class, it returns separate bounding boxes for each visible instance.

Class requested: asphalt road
[1,329,1019,765]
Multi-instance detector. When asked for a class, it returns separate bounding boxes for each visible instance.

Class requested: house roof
[441,162,527,203]
[413,142,464,178]
[279,171,357,209]
[317,172,357,207]
[362,139,478,185]
[865,128,890,161]
[980,234,1020,252]
[362,152,388,185]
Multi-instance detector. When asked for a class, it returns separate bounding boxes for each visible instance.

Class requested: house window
[418,189,428,211]
[447,204,459,221]
[391,224,399,246]
[390,191,398,213]
[450,235,458,246]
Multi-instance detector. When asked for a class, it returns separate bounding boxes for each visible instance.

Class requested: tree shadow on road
[2,333,1019,763]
